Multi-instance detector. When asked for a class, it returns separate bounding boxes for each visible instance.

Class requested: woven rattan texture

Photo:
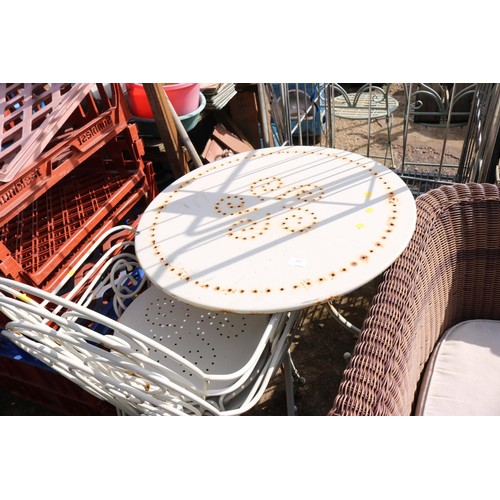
[329,183,500,416]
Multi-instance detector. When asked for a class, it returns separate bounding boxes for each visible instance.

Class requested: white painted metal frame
[331,84,398,167]
[0,250,299,415]
[0,278,295,415]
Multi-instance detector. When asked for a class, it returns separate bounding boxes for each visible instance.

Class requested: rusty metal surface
[135,146,416,314]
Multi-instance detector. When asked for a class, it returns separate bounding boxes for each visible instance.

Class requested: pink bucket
[125,83,201,119]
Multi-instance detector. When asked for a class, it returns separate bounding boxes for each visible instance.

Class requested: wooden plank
[215,109,254,150]
[227,88,262,148]
[201,137,229,163]
[142,83,189,180]
[212,123,252,154]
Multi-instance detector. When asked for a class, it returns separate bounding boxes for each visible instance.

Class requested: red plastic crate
[0,124,157,291]
[0,355,116,415]
[0,83,132,224]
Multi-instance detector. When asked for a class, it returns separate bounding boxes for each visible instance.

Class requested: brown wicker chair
[329,183,500,416]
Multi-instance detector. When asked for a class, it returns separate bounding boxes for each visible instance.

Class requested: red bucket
[125,83,200,119]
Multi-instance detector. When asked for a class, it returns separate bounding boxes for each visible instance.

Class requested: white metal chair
[332,83,398,167]
[0,227,300,416]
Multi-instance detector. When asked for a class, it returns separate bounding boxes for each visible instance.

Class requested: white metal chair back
[0,238,298,415]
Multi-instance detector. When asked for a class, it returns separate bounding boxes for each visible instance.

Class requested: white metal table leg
[282,351,297,416]
[327,300,361,338]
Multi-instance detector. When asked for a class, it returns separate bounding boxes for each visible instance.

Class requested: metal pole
[257,83,271,148]
[477,84,500,182]
[437,83,457,179]
[165,96,203,169]
[280,83,292,146]
[367,83,372,159]
[325,83,333,148]
[401,83,412,174]
[143,83,190,179]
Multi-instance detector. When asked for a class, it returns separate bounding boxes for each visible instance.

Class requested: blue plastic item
[271,83,324,139]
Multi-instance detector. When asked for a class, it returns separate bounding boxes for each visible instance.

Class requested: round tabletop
[135,146,416,314]
[333,92,399,120]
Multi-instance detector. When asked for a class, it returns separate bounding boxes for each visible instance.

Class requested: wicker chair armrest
[330,183,500,415]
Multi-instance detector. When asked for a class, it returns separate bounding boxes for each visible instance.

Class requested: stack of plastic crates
[0,83,158,415]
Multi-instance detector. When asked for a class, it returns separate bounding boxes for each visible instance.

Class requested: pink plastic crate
[0,83,94,182]
[0,84,132,224]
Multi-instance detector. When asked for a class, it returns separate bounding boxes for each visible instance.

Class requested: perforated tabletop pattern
[136,146,416,313]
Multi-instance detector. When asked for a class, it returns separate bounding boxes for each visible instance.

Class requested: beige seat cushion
[415,319,500,416]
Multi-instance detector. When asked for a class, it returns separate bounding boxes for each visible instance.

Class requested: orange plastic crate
[0,126,156,290]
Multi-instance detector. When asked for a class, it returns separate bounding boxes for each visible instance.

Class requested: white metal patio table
[333,91,399,120]
[135,146,416,315]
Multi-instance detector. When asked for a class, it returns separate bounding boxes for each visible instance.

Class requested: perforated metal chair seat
[117,284,276,393]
